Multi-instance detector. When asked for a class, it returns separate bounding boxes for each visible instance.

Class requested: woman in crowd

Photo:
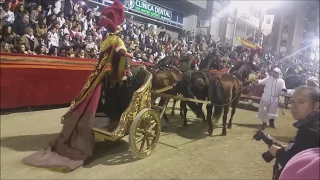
[76,48,87,58]
[17,43,29,54]
[1,24,17,45]
[14,4,25,22]
[0,41,12,53]
[30,4,42,25]
[0,0,15,25]
[35,44,46,55]
[48,46,58,56]
[267,86,319,179]
[39,33,52,54]
[35,17,47,38]
[85,35,97,51]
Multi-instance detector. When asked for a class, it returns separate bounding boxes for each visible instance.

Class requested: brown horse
[206,74,241,136]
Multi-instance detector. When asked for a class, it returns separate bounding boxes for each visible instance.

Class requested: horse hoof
[227,124,232,129]
[183,123,187,127]
[221,132,227,136]
[171,112,175,116]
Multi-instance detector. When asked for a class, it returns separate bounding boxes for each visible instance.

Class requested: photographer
[268,86,319,179]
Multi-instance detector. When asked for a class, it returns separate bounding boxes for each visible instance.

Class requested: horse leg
[181,101,188,126]
[206,104,213,136]
[222,105,230,136]
[227,95,241,129]
[198,103,206,122]
[171,99,177,115]
[159,98,169,122]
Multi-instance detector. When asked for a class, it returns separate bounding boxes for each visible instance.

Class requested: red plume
[98,0,125,32]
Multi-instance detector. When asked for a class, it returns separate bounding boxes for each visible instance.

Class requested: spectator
[0,41,12,53]
[71,32,85,50]
[30,4,42,25]
[35,16,47,38]
[12,13,31,36]
[14,4,25,22]
[48,26,59,47]
[1,24,17,45]
[76,48,87,58]
[21,27,39,53]
[48,46,58,56]
[0,0,15,25]
[56,11,65,28]
[39,33,52,53]
[17,43,29,54]
[35,44,46,55]
[59,33,72,49]
[85,35,97,51]
[89,48,98,59]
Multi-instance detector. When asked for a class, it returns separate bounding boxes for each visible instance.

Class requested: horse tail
[212,77,227,121]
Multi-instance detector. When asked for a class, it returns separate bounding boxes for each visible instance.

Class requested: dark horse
[173,70,210,126]
[206,74,241,136]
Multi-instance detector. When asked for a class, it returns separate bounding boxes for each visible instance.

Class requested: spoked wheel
[129,108,161,158]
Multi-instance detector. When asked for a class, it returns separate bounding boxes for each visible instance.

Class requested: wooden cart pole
[152,93,211,105]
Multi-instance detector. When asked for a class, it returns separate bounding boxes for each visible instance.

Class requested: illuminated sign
[126,0,172,20]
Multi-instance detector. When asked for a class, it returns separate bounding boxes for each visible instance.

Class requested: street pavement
[1,101,297,179]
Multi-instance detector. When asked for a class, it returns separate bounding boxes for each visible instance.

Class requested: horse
[206,74,242,136]
[173,70,210,126]
[151,54,197,121]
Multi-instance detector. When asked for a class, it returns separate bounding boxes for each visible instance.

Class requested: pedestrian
[255,67,286,130]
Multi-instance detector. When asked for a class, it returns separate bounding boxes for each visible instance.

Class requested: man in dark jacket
[12,13,32,36]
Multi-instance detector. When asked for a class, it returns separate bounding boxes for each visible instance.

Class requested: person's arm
[257,76,269,85]
[275,128,319,167]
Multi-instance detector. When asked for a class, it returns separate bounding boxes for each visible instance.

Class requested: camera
[253,131,276,163]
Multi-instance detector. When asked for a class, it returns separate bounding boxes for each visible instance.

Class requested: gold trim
[111,69,153,140]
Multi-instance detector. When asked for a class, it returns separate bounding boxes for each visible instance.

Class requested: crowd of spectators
[0,0,318,79]
[0,0,219,63]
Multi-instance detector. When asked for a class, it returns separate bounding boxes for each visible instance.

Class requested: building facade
[198,0,265,47]
[263,1,319,60]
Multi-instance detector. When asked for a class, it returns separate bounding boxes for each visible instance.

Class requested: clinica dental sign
[126,0,172,20]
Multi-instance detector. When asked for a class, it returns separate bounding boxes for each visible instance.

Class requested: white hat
[273,67,282,74]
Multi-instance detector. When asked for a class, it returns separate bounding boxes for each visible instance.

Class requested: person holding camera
[268,86,320,180]
[255,67,286,130]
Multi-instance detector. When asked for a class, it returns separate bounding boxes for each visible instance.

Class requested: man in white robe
[255,68,286,130]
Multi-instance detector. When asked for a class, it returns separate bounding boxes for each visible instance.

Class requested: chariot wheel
[129,108,161,158]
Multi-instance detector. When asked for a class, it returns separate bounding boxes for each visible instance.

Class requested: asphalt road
[1,101,297,179]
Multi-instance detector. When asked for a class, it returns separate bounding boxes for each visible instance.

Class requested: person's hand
[268,145,281,157]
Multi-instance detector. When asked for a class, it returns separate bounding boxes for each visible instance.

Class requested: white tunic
[256,76,286,123]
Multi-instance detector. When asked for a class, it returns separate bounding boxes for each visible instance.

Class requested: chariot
[90,65,212,158]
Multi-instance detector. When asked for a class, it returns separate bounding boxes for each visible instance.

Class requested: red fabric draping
[0,53,154,109]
